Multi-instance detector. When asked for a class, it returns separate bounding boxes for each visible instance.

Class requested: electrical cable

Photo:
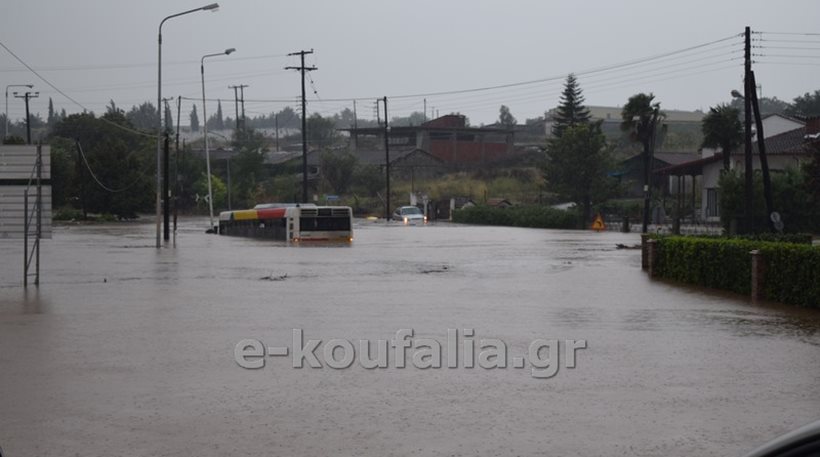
[76,140,151,193]
[0,40,157,139]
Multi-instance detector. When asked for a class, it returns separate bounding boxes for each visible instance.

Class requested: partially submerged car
[392,206,427,225]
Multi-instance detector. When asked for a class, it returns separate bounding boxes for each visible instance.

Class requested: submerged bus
[218,204,353,242]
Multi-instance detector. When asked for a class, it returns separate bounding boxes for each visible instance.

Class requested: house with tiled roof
[654,117,819,221]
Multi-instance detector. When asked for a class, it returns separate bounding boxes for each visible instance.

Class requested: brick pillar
[647,239,659,277]
[641,234,650,270]
[750,250,765,301]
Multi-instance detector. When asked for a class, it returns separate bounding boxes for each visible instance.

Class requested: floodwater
[1,219,818,457]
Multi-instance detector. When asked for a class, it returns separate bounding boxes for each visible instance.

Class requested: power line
[758,31,820,36]
[76,141,150,193]
[0,39,157,139]
[0,53,290,73]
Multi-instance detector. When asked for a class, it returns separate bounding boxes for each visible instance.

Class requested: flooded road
[1,219,819,456]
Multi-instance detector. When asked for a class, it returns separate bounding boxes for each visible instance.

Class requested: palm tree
[701,104,742,171]
[621,93,661,233]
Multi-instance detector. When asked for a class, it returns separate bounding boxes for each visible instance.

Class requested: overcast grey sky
[1,0,818,126]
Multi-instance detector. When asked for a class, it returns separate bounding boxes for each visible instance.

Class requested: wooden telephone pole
[285,49,317,203]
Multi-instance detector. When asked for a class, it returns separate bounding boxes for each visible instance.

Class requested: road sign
[591,214,605,231]
[0,145,52,239]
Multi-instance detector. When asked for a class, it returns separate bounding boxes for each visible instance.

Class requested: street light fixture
[4,84,33,141]
[156,3,219,248]
[201,47,236,232]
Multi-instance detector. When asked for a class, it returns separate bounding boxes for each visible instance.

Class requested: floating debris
[420,265,450,274]
[260,273,288,281]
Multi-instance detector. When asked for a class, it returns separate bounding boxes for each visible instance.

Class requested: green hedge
[654,236,820,308]
[760,243,820,307]
[453,205,578,230]
[649,232,813,245]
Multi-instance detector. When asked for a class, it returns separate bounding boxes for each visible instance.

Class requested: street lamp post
[157,3,219,248]
[201,48,236,232]
[4,84,33,141]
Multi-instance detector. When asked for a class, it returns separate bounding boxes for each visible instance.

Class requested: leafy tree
[334,107,357,129]
[320,150,357,194]
[276,106,300,129]
[498,105,517,128]
[719,167,818,233]
[192,173,227,211]
[50,112,153,219]
[48,138,76,208]
[190,105,200,132]
[230,128,268,208]
[729,96,791,117]
[352,164,384,196]
[306,113,336,146]
[389,111,427,127]
[174,143,206,212]
[804,145,820,211]
[787,90,820,118]
[126,102,158,131]
[551,74,591,138]
[164,103,174,133]
[544,123,616,227]
[106,100,123,116]
[702,104,743,171]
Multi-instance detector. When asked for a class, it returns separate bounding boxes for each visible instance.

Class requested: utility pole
[174,95,182,239]
[14,91,39,144]
[423,98,427,122]
[743,26,754,234]
[162,97,174,242]
[239,85,247,131]
[376,101,381,126]
[5,84,33,141]
[381,96,391,220]
[352,100,358,150]
[641,107,661,234]
[750,70,774,231]
[285,49,317,204]
[229,85,241,131]
[163,134,170,241]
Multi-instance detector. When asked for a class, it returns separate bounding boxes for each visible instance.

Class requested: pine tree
[47,98,56,126]
[551,74,591,138]
[190,105,200,132]
[216,100,224,130]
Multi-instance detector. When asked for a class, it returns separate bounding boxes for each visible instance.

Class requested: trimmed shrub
[670,233,814,245]
[653,236,820,308]
[453,205,578,230]
[655,237,757,295]
[759,243,820,307]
